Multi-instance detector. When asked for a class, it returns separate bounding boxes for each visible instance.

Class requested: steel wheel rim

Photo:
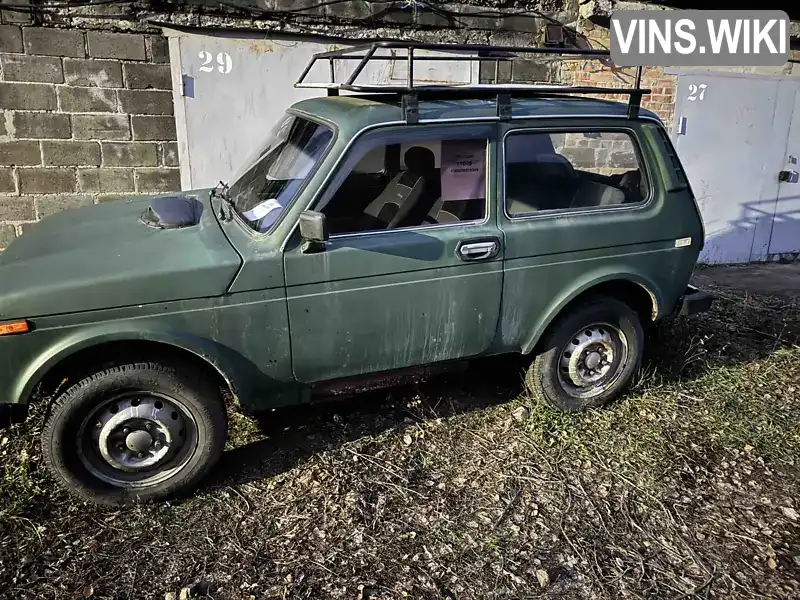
[556,322,628,399]
[77,392,198,489]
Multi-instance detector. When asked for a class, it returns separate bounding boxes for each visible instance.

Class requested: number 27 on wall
[687,83,707,101]
[198,51,233,74]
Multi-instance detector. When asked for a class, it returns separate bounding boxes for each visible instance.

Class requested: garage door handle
[458,240,499,261]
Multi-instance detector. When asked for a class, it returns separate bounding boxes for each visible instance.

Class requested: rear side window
[505,130,650,218]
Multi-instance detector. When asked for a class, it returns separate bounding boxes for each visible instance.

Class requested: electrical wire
[1,0,604,55]
[0,0,564,34]
[214,0,458,24]
[215,0,359,16]
[1,0,134,8]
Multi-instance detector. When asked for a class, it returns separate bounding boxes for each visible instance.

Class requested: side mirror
[298,210,328,253]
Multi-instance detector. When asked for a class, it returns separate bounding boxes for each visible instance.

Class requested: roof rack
[295,40,648,122]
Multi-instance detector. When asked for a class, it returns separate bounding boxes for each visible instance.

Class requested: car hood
[0,191,242,320]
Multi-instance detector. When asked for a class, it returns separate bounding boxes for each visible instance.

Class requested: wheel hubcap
[78,393,195,488]
[557,323,628,399]
[584,351,602,370]
[125,430,153,453]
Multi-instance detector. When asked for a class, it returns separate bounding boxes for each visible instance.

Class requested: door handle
[779,169,799,183]
[458,240,499,261]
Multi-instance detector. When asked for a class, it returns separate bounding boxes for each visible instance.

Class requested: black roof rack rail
[295,40,648,122]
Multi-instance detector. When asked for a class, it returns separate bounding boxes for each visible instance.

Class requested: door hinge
[181,74,195,98]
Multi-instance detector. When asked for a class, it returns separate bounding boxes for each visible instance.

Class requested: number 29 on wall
[198,51,233,74]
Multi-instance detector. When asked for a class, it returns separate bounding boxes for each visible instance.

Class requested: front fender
[520,268,664,355]
[9,323,259,407]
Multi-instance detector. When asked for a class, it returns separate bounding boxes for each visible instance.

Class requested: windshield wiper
[212,181,234,222]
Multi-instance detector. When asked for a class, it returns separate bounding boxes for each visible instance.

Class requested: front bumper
[676,284,714,316]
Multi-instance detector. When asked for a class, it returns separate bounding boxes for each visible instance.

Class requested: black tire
[42,361,227,506]
[526,296,644,412]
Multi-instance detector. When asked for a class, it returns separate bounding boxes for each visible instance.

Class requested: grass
[1,274,799,599]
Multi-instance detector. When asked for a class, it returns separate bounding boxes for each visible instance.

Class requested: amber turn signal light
[0,320,30,336]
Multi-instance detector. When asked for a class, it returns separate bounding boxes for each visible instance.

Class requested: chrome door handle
[458,240,499,260]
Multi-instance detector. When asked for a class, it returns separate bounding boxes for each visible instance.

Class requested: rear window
[505,129,650,218]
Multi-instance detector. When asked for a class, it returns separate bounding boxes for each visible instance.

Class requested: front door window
[318,135,489,235]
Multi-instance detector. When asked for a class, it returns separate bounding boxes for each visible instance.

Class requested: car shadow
[206,354,527,489]
[639,275,800,386]
[205,282,799,491]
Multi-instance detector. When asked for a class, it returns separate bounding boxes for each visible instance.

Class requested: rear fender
[520,269,663,355]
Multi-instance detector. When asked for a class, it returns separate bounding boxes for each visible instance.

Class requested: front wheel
[42,361,227,506]
[526,297,644,412]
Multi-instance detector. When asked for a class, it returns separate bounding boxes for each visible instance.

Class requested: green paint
[0,96,706,412]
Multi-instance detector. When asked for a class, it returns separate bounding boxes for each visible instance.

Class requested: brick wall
[560,20,676,131]
[0,25,178,250]
[476,20,678,131]
[565,62,676,130]
[561,19,800,133]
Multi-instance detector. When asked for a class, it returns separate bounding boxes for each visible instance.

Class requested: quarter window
[505,130,649,217]
[319,136,488,235]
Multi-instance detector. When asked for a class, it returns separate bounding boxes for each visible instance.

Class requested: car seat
[568,179,626,208]
[619,169,646,203]
[505,157,578,215]
[361,146,437,230]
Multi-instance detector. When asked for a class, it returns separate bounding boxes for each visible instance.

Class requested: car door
[496,118,704,353]
[283,122,503,384]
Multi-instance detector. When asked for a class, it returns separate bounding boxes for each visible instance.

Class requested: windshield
[226,114,334,233]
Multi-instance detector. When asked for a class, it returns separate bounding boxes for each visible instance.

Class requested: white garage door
[671,71,800,264]
[164,28,478,190]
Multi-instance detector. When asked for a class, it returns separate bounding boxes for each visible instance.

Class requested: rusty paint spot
[248,41,275,54]
[334,96,379,108]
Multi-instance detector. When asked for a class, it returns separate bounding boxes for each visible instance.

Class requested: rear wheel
[42,361,227,506]
[526,297,644,412]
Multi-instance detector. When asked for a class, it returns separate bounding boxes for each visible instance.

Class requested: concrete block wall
[0,25,178,249]
[556,132,641,176]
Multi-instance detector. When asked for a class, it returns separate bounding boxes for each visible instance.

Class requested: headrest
[505,133,556,162]
[404,146,436,173]
[620,169,644,199]
[620,170,641,187]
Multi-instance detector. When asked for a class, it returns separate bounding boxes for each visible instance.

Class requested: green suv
[0,42,712,505]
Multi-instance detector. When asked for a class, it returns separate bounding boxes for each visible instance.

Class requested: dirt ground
[693,263,800,298]
[1,263,799,600]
